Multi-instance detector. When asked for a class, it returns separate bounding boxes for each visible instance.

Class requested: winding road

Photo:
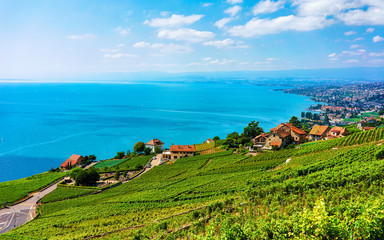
[0,182,59,234]
[0,154,163,235]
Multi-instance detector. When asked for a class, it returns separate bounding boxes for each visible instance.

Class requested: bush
[115,151,125,159]
[114,171,120,181]
[144,147,152,156]
[375,148,384,159]
[74,168,100,186]
[133,142,145,153]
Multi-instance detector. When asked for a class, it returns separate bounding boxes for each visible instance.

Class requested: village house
[145,139,164,153]
[265,123,307,148]
[251,133,268,148]
[162,144,195,160]
[309,125,330,141]
[327,126,349,139]
[205,138,214,144]
[60,154,84,169]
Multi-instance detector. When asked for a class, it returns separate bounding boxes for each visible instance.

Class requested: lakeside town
[2,80,384,237]
[57,81,384,177]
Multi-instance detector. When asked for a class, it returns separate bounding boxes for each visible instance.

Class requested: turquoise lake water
[0,82,317,181]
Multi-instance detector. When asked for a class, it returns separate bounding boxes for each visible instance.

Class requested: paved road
[0,155,162,235]
[0,182,59,234]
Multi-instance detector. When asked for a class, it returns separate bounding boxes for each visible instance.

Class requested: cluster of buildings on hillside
[251,122,350,150]
[284,82,384,127]
[285,82,384,112]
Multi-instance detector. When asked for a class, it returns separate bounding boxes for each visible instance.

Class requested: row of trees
[223,121,264,148]
[113,142,160,160]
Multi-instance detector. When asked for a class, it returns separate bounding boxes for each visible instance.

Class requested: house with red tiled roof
[60,154,84,169]
[251,133,268,148]
[265,123,307,148]
[309,125,331,141]
[162,144,195,160]
[205,138,214,144]
[327,126,349,139]
[145,139,164,153]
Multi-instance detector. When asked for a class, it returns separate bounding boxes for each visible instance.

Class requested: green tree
[114,171,120,180]
[133,141,146,153]
[301,112,305,118]
[88,155,96,161]
[243,121,263,138]
[144,147,152,156]
[154,145,162,154]
[115,151,125,159]
[75,168,100,186]
[69,168,82,180]
[324,114,330,124]
[289,116,302,128]
[227,132,240,140]
[213,136,220,141]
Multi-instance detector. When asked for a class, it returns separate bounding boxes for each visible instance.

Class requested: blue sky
[1,0,384,78]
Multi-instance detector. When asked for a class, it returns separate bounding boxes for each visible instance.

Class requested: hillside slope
[3,128,384,239]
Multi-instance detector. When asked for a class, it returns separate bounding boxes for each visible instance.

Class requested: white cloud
[202,3,213,7]
[366,27,375,33]
[350,44,359,49]
[227,0,243,4]
[373,35,384,43]
[338,6,384,25]
[144,14,204,28]
[344,31,356,36]
[292,0,384,26]
[344,59,359,63]
[293,0,362,17]
[66,33,96,40]
[99,48,120,53]
[103,53,138,59]
[208,58,235,65]
[328,53,337,57]
[157,28,215,42]
[214,17,233,29]
[133,41,193,54]
[133,41,151,48]
[252,0,285,15]
[114,26,130,36]
[203,38,249,48]
[228,15,333,37]
[160,11,170,17]
[341,49,366,55]
[254,58,281,65]
[369,51,384,57]
[186,62,201,66]
[117,44,125,48]
[151,43,194,54]
[225,5,242,16]
[353,37,364,41]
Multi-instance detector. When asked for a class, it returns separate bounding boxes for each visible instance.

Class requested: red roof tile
[270,141,282,147]
[309,125,330,136]
[146,139,164,146]
[169,145,195,152]
[60,154,83,168]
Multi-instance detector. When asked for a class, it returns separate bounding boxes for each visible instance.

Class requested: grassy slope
[4,129,384,239]
[0,172,66,205]
[40,186,97,204]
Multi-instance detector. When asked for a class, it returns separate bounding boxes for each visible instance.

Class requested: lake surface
[0,81,317,181]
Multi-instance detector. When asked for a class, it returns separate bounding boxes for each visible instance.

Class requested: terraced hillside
[3,128,384,239]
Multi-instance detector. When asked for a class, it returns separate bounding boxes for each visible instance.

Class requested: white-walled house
[145,139,164,153]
